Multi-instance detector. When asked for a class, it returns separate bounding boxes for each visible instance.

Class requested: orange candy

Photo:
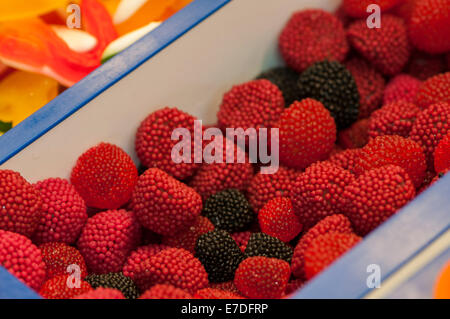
[0,61,9,80]
[100,0,121,15]
[434,261,450,299]
[0,0,69,22]
[115,0,193,36]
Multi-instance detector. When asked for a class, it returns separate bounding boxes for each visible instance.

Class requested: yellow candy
[0,71,58,127]
[0,0,69,22]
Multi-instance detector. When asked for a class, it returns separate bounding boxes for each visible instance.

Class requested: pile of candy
[0,0,191,134]
[0,0,450,299]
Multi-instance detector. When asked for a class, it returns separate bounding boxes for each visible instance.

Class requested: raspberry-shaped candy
[410,102,450,171]
[40,242,88,280]
[338,118,370,149]
[77,210,141,274]
[85,273,139,299]
[342,165,415,235]
[276,99,336,169]
[345,57,385,119]
[33,178,87,244]
[73,287,125,299]
[162,216,214,253]
[234,256,290,299]
[135,107,202,180]
[122,244,169,281]
[434,132,450,173]
[139,284,192,299]
[343,0,402,17]
[285,278,305,296]
[334,4,353,27]
[39,275,92,299]
[0,170,41,237]
[391,0,416,20]
[419,170,440,192]
[416,72,450,109]
[383,74,422,105]
[246,166,299,213]
[209,281,241,294]
[132,168,202,236]
[256,67,301,107]
[194,288,244,299]
[217,79,284,131]
[140,227,162,245]
[297,62,359,129]
[202,189,254,233]
[70,143,138,209]
[347,15,410,75]
[279,9,348,73]
[408,0,450,54]
[231,231,251,252]
[133,247,209,293]
[406,51,446,81]
[258,197,302,242]
[291,214,353,279]
[368,101,421,138]
[244,233,293,263]
[291,162,355,230]
[304,232,361,279]
[0,230,46,291]
[195,230,245,283]
[330,145,344,156]
[356,135,427,188]
[328,149,362,175]
[189,137,254,201]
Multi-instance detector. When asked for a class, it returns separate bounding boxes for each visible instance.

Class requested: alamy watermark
[366,264,381,289]
[66,264,81,288]
[66,4,81,29]
[367,4,381,28]
[171,120,279,174]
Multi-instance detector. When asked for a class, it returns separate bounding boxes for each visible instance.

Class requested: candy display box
[0,0,449,299]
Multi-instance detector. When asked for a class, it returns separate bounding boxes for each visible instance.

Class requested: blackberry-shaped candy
[202,189,254,233]
[257,67,301,106]
[244,233,293,263]
[297,60,359,129]
[195,230,245,283]
[85,272,139,299]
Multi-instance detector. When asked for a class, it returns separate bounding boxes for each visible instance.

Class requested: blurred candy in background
[0,0,192,134]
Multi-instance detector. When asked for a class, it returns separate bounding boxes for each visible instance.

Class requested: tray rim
[0,0,449,299]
